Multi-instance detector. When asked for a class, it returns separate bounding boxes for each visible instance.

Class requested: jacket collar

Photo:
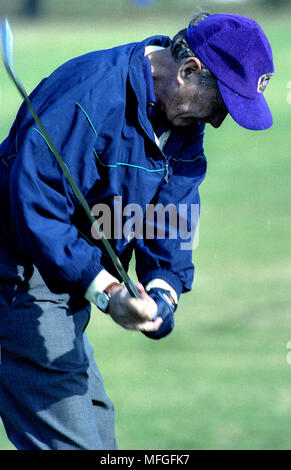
[128,36,171,139]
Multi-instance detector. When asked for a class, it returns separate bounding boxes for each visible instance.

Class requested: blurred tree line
[20,0,290,16]
[0,0,289,18]
[23,0,40,16]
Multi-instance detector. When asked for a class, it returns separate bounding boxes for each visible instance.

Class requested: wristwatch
[95,282,121,313]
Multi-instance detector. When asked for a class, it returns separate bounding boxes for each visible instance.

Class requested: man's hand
[108,282,163,333]
[142,288,176,340]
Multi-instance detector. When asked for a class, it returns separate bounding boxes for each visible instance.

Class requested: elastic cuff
[139,269,183,299]
[145,279,178,304]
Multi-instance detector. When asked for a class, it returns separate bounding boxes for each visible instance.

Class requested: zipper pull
[164,162,169,183]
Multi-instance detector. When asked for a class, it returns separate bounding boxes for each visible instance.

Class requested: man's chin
[171,116,204,127]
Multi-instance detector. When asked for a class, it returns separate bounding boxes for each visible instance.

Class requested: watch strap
[104,282,121,295]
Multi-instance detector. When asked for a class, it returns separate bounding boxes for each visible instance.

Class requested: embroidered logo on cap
[257,73,273,93]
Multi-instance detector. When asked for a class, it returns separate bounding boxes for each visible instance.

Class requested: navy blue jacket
[0,35,206,300]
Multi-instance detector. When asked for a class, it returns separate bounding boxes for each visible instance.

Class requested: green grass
[0,9,290,450]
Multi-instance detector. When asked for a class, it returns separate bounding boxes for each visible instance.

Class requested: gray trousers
[0,265,117,450]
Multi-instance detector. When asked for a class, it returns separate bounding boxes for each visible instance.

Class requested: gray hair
[170,12,217,88]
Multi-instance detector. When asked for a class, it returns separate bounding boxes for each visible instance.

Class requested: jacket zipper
[138,115,173,184]
[163,153,174,184]
[164,162,169,183]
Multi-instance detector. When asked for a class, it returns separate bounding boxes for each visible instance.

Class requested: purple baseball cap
[186,14,274,130]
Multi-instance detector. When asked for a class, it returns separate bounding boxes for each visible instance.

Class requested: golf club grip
[124,279,142,299]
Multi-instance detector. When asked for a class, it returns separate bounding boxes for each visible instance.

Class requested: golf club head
[1,18,14,73]
[1,18,28,100]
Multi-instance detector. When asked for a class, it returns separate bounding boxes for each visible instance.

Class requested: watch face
[96,292,109,312]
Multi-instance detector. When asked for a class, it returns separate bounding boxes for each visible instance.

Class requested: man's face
[160,57,228,128]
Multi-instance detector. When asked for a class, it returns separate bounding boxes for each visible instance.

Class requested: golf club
[1,18,141,299]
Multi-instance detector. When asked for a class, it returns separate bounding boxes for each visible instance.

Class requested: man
[0,12,274,449]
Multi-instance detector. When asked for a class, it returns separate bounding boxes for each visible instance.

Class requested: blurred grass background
[0,0,290,450]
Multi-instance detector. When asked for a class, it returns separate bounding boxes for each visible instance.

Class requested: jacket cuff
[145,279,178,304]
[139,269,183,299]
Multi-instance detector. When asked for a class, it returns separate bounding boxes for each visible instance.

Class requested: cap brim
[218,80,273,130]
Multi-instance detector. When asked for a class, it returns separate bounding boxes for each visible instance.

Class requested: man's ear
[178,57,202,83]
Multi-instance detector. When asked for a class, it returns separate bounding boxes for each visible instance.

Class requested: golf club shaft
[1,20,141,299]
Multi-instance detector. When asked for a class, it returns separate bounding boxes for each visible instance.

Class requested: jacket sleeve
[135,136,207,299]
[9,101,108,296]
